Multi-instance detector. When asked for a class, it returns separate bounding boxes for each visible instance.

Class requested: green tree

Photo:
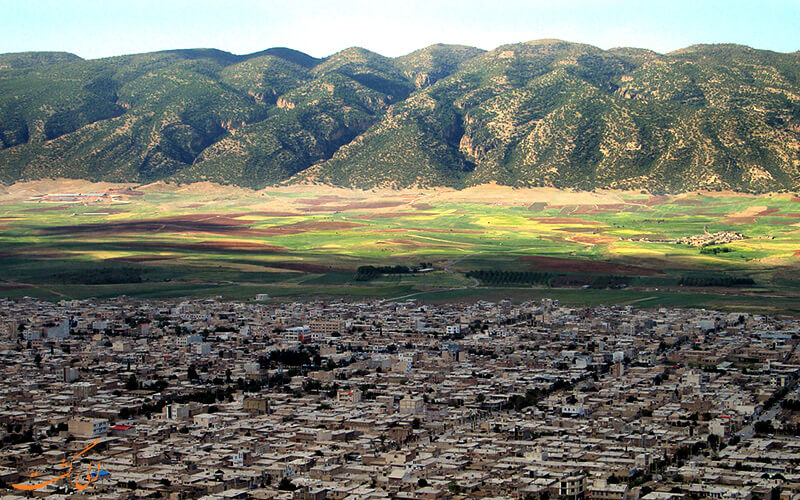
[278,477,296,491]
[708,433,720,450]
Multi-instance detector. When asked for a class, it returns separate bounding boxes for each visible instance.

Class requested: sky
[2,0,800,59]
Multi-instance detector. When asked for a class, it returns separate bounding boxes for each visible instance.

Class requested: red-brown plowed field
[353,212,435,219]
[322,201,408,211]
[120,241,286,253]
[529,217,602,224]
[555,227,609,233]
[520,255,664,275]
[39,216,364,237]
[408,228,482,234]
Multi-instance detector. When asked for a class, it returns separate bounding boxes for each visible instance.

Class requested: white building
[162,404,191,421]
[177,334,203,347]
[561,404,586,417]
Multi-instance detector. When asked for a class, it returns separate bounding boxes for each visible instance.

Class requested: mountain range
[1,40,799,192]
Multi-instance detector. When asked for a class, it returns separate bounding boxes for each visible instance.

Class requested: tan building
[68,417,108,438]
[399,395,425,414]
[243,397,270,414]
[309,320,345,336]
[588,479,628,500]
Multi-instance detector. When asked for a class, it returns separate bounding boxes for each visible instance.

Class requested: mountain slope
[0,41,799,192]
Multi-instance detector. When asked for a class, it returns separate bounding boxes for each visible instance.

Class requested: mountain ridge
[1,40,799,193]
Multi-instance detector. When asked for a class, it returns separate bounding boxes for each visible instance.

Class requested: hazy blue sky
[2,0,799,59]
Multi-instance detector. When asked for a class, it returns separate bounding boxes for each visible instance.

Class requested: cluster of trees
[1,423,34,446]
[259,348,314,368]
[764,384,792,410]
[503,379,572,412]
[700,246,734,255]
[301,379,339,397]
[53,266,144,284]
[754,420,776,435]
[123,374,169,392]
[678,273,754,287]
[781,399,800,411]
[118,385,237,420]
[355,265,417,281]
[672,440,708,465]
[466,269,631,289]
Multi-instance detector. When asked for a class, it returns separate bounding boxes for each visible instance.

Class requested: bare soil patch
[724,206,780,224]
[640,195,670,206]
[672,198,704,206]
[555,227,609,233]
[266,262,346,272]
[727,206,777,217]
[571,204,635,214]
[297,195,351,206]
[520,255,664,275]
[0,284,28,290]
[265,221,365,233]
[570,235,618,245]
[323,201,408,211]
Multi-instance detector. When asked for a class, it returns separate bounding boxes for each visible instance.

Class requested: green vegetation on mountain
[1,41,799,191]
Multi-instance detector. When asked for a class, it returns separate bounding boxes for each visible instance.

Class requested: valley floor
[1,180,799,314]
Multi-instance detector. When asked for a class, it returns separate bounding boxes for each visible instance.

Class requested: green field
[1,181,800,313]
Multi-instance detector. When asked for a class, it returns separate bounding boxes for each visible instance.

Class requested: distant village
[626,231,748,247]
[0,296,799,499]
[29,188,142,205]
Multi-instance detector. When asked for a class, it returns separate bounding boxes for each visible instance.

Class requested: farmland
[2,180,800,313]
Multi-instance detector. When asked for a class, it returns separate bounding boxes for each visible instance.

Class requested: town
[1,296,799,499]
